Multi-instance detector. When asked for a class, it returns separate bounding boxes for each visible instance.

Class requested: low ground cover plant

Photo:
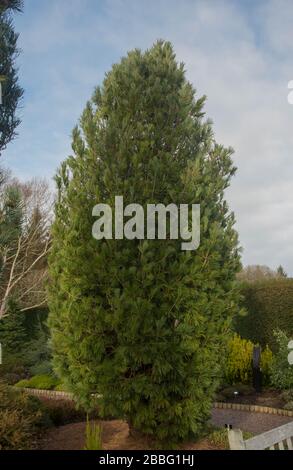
[0,381,50,449]
[15,374,60,390]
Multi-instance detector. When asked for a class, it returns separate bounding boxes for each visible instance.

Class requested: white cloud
[5,0,293,273]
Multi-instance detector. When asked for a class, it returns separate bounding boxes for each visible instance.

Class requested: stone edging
[22,387,74,401]
[213,401,293,417]
[22,389,293,418]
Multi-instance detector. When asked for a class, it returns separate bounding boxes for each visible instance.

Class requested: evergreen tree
[0,0,23,154]
[0,184,22,281]
[0,185,23,367]
[0,184,22,242]
[48,41,241,444]
[22,322,52,376]
[0,299,27,354]
[0,1,23,14]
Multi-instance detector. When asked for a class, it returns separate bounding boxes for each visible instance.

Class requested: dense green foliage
[15,374,60,390]
[0,1,23,154]
[235,279,293,350]
[48,41,240,444]
[0,300,27,351]
[270,330,293,390]
[0,304,51,383]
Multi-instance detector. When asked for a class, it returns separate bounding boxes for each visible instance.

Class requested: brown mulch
[39,409,293,450]
[39,419,219,450]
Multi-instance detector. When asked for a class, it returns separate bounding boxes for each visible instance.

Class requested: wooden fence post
[228,428,246,450]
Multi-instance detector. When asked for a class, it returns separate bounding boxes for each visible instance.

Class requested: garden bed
[220,389,284,408]
[39,419,225,451]
[40,408,293,450]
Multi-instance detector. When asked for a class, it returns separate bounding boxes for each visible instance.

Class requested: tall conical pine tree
[48,41,241,444]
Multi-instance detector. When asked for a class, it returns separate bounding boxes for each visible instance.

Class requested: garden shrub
[41,399,99,426]
[0,304,30,383]
[270,330,293,390]
[29,359,53,377]
[224,334,273,385]
[15,378,30,388]
[284,402,293,411]
[0,381,49,449]
[219,384,254,400]
[0,302,28,353]
[0,409,33,450]
[0,306,52,381]
[225,335,253,384]
[1,372,23,385]
[54,382,69,392]
[23,325,52,376]
[0,363,28,385]
[42,400,84,426]
[280,389,293,403]
[15,374,60,390]
[235,279,293,350]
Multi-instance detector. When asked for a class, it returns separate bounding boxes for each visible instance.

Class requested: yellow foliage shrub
[225,334,273,385]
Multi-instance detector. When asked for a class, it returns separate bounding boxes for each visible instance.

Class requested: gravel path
[211,408,293,435]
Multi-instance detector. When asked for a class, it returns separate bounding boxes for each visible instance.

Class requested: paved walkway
[211,408,293,434]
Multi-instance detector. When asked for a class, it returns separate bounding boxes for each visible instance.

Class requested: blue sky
[3,0,293,273]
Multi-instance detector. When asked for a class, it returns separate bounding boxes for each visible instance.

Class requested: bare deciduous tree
[0,177,52,318]
[237,264,286,283]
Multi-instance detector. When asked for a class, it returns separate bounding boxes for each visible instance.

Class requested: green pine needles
[48,41,241,445]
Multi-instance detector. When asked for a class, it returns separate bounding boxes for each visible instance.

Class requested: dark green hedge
[234,279,293,351]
